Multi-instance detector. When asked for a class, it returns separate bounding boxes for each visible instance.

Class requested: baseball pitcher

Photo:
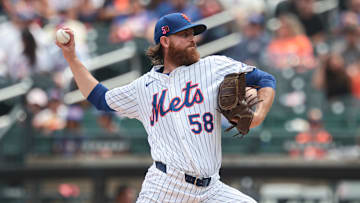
[56,13,276,203]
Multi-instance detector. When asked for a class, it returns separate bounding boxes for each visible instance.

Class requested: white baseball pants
[137,163,257,203]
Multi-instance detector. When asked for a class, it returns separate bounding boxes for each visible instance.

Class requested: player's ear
[160,36,170,48]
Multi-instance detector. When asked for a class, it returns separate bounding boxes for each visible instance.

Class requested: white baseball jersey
[105,55,254,177]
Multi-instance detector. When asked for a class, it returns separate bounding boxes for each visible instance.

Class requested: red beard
[168,41,200,66]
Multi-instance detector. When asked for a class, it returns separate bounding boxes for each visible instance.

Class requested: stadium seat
[0,123,26,164]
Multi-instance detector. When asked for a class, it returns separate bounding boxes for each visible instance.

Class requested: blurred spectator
[347,60,360,99]
[48,0,77,20]
[25,87,48,116]
[197,0,223,18]
[6,27,52,81]
[114,185,136,203]
[35,0,56,21]
[150,0,203,21]
[12,0,40,24]
[109,0,154,43]
[225,14,269,66]
[32,89,67,134]
[11,0,56,24]
[76,0,104,23]
[65,105,84,134]
[275,0,326,43]
[331,0,360,36]
[99,0,132,21]
[290,108,333,160]
[266,14,316,72]
[342,0,360,25]
[0,0,14,18]
[332,25,360,67]
[338,11,359,29]
[111,0,130,13]
[55,105,84,156]
[149,0,174,19]
[0,5,54,81]
[195,0,228,45]
[312,53,352,101]
[97,112,119,134]
[0,1,66,84]
[0,0,56,80]
[167,0,202,21]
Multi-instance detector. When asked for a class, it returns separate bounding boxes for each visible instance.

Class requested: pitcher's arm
[56,28,113,111]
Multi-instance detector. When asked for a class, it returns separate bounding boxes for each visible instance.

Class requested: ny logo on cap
[181,14,191,22]
[161,26,170,34]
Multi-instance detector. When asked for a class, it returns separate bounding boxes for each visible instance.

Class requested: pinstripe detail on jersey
[136,163,256,203]
[203,182,257,203]
[105,55,255,177]
[105,83,139,119]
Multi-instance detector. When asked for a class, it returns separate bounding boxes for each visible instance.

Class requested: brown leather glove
[218,73,262,137]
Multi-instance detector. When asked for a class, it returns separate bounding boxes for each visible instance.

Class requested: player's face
[168,28,200,66]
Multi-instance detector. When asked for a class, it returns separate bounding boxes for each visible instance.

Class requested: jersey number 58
[188,112,214,134]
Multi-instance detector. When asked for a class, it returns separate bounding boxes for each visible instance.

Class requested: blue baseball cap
[154,13,207,44]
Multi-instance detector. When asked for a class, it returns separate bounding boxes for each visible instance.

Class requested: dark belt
[155,161,211,187]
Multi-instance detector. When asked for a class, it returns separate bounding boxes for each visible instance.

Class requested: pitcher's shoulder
[201,55,237,64]
[201,55,224,61]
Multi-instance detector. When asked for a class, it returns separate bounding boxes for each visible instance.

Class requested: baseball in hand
[56,29,71,45]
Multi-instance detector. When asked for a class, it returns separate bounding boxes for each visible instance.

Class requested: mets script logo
[150,82,204,126]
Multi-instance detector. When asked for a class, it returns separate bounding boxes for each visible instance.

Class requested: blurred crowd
[0,0,227,157]
[0,0,360,159]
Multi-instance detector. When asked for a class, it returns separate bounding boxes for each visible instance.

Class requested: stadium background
[1,0,360,202]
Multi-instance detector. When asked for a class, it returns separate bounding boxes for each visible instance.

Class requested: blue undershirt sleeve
[245,68,276,89]
[87,83,115,112]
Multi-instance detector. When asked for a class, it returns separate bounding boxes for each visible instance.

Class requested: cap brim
[172,24,207,36]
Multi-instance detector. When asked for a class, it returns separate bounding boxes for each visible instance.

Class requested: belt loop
[155,161,167,173]
[194,177,199,186]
